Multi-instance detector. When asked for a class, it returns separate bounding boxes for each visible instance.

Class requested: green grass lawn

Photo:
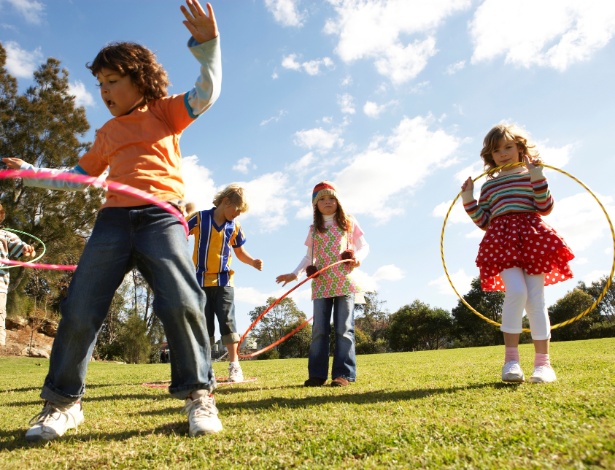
[1,338,614,469]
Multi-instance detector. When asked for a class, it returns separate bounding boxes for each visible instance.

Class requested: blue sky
[2,0,615,338]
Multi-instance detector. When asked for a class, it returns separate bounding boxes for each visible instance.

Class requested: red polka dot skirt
[476,212,574,292]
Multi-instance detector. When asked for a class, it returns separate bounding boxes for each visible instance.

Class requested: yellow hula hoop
[440,162,615,332]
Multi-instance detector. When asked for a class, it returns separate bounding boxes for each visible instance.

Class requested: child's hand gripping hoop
[0,169,188,271]
[0,228,47,269]
[440,162,615,332]
[237,259,353,359]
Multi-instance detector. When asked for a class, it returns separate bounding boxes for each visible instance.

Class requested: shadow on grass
[0,421,192,450]
[2,380,525,450]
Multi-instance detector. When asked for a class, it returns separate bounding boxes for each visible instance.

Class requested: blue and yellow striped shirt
[188,208,246,287]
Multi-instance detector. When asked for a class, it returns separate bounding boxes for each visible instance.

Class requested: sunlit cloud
[4,41,43,78]
[233,157,255,174]
[281,53,334,75]
[293,127,344,153]
[264,0,306,27]
[324,0,471,83]
[3,0,45,24]
[338,93,355,114]
[470,0,615,70]
[68,81,96,108]
[333,115,462,220]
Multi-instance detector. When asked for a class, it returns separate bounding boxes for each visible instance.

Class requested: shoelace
[28,402,63,425]
[184,396,216,418]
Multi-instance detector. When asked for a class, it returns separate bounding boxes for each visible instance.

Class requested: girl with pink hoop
[4,0,224,441]
[461,123,574,384]
[276,181,369,387]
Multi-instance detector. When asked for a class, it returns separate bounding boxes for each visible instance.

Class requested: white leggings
[500,268,551,340]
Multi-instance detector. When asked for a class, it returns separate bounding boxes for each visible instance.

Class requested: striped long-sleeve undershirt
[463,168,554,230]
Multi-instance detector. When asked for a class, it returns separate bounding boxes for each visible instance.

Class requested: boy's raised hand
[181,0,218,43]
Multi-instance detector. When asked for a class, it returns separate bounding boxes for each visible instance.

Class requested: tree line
[2,43,613,363]
[245,276,615,359]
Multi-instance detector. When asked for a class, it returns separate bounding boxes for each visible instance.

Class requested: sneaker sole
[502,375,525,383]
[190,425,223,436]
[528,377,556,384]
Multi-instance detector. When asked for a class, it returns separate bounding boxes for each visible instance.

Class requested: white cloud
[338,93,355,114]
[181,156,217,211]
[429,268,474,297]
[293,127,343,153]
[235,286,272,307]
[264,0,306,27]
[241,172,293,232]
[352,264,404,293]
[324,0,471,83]
[281,53,334,75]
[260,110,287,126]
[288,152,316,173]
[233,157,254,174]
[333,115,462,220]
[445,60,465,75]
[548,192,614,252]
[4,41,43,78]
[470,0,615,70]
[363,100,386,118]
[539,142,574,168]
[68,81,96,108]
[3,0,45,24]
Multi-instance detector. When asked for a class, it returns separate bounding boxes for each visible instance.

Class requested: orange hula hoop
[237,259,352,359]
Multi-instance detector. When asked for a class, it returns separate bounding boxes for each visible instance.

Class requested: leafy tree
[354,291,389,353]
[116,312,152,364]
[387,300,452,351]
[248,296,308,359]
[549,289,600,342]
[451,277,505,347]
[0,42,103,317]
[577,275,615,321]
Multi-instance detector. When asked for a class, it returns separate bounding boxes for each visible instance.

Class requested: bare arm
[233,245,263,271]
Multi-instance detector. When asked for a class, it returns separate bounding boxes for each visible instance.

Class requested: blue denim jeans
[308,294,356,381]
[41,206,215,405]
[203,286,240,345]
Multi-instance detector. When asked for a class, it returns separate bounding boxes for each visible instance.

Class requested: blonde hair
[480,123,540,174]
[213,184,249,213]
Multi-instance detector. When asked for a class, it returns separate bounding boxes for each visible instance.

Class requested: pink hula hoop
[0,169,188,271]
[237,259,352,359]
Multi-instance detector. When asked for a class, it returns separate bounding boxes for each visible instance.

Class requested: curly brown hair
[480,123,540,175]
[87,42,169,102]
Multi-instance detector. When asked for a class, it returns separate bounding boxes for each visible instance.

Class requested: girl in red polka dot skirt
[461,123,574,384]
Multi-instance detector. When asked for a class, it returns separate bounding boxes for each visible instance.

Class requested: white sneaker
[183,393,223,436]
[502,361,525,383]
[228,362,244,383]
[25,401,84,442]
[529,365,557,384]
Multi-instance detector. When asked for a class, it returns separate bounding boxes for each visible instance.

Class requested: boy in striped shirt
[188,184,263,382]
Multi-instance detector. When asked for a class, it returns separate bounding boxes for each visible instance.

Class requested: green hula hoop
[1,227,47,269]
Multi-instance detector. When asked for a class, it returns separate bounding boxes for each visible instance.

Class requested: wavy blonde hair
[480,123,540,175]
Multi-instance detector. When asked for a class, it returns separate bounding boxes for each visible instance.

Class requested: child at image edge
[3,0,224,440]
[188,184,263,382]
[461,123,574,384]
[0,203,36,347]
[276,181,369,387]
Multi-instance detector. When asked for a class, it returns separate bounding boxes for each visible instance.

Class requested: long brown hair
[313,199,349,233]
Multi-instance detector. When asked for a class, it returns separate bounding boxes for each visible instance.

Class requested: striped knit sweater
[462,167,553,230]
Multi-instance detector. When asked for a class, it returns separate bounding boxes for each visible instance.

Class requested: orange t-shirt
[78,94,194,208]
